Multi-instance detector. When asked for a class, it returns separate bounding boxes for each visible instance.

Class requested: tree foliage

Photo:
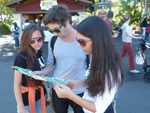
[0,23,11,34]
[114,0,142,25]
[87,0,102,14]
[147,0,150,3]
[86,0,96,14]
[0,0,14,24]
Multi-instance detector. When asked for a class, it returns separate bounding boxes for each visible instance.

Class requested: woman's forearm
[77,79,86,87]
[14,83,24,109]
[55,82,96,112]
[14,70,24,109]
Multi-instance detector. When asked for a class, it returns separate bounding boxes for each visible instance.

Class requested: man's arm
[41,36,56,75]
[33,64,53,76]
[126,32,140,39]
[42,64,53,75]
[34,37,55,76]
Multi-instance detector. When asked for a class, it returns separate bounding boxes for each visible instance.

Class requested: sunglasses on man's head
[48,24,62,34]
[30,37,44,44]
[76,38,91,47]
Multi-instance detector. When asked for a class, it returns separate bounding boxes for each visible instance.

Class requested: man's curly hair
[43,4,71,27]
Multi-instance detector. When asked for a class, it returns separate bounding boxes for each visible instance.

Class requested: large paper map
[12,66,68,85]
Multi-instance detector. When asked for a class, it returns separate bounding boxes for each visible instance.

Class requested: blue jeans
[14,37,19,47]
[142,27,146,36]
[145,33,149,39]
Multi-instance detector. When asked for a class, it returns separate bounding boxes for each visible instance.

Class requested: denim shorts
[17,95,46,113]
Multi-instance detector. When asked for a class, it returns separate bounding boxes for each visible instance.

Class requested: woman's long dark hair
[19,24,45,85]
[77,16,125,97]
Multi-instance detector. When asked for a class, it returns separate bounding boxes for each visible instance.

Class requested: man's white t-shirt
[121,23,132,43]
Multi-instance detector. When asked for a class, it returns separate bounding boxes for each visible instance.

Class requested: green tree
[87,0,96,14]
[0,0,14,24]
[114,0,142,25]
[87,0,103,14]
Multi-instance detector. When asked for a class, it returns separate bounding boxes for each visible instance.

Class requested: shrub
[0,23,11,35]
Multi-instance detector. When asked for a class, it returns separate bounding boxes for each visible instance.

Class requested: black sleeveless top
[14,50,46,106]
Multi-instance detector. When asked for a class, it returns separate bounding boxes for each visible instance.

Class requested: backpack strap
[50,36,57,65]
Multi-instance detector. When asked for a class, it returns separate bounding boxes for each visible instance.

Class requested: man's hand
[113,30,118,34]
[33,70,44,76]
[113,33,118,38]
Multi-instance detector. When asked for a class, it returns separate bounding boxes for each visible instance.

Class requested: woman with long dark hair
[54,16,125,113]
[13,24,47,113]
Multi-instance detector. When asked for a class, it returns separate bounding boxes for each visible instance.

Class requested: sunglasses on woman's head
[76,38,91,47]
[48,24,62,34]
[30,37,44,44]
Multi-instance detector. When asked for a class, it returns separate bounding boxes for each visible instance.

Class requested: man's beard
[61,31,68,39]
[61,34,66,39]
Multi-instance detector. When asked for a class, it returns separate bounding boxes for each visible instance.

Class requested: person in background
[54,16,125,113]
[33,4,87,113]
[105,11,118,38]
[141,17,148,38]
[145,24,150,40]
[34,19,41,27]
[121,14,141,73]
[11,21,20,49]
[13,24,47,113]
[141,17,148,37]
[22,19,30,31]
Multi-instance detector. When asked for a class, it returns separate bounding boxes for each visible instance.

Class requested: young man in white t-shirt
[121,14,141,73]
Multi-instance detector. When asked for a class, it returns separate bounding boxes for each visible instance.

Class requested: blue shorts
[17,95,46,113]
